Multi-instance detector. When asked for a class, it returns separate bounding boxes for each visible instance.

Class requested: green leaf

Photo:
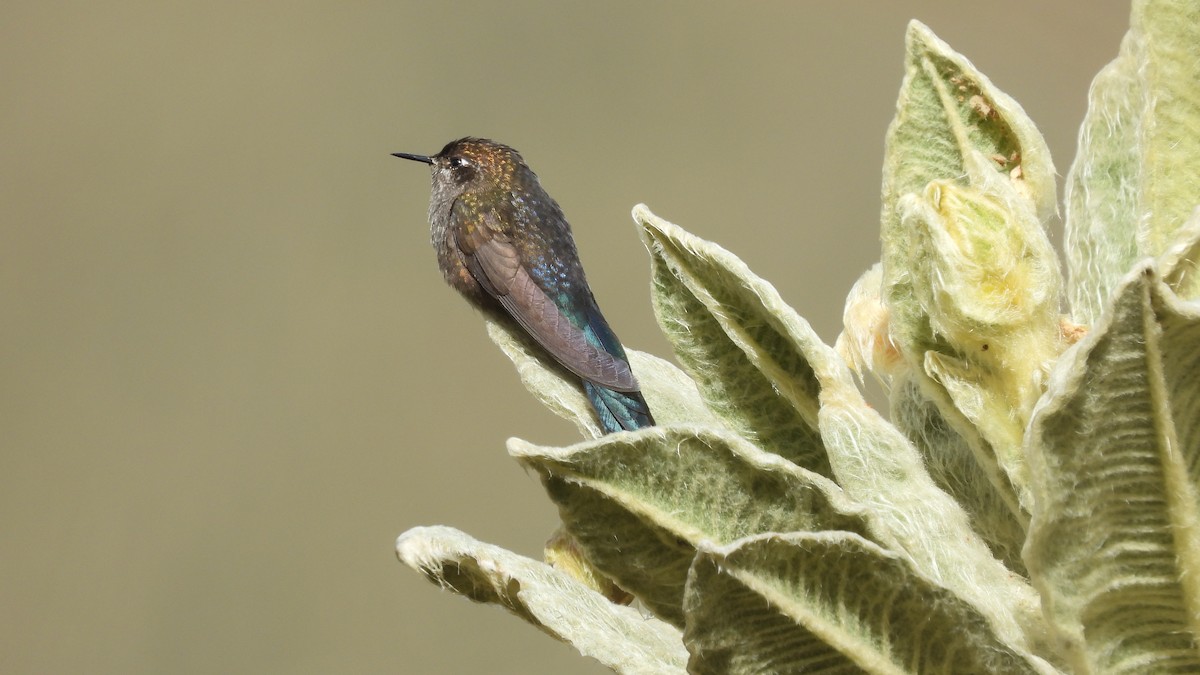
[395,526,688,674]
[897,179,1065,513]
[1025,263,1200,673]
[684,532,1058,675]
[1062,28,1143,326]
[880,22,1064,518]
[487,319,721,439]
[509,425,873,626]
[1156,206,1200,301]
[635,204,831,476]
[635,209,1045,650]
[818,368,1048,657]
[837,267,1027,572]
[882,20,1057,301]
[889,374,1027,574]
[1065,0,1200,325]
[1133,0,1200,259]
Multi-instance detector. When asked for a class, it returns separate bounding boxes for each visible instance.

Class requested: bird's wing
[452,200,638,392]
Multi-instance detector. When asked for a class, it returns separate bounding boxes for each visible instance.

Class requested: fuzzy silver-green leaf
[1062,25,1143,325]
[880,22,1064,520]
[635,204,831,476]
[635,208,1046,652]
[890,374,1027,573]
[1065,0,1200,325]
[882,21,1056,227]
[1157,206,1200,302]
[818,364,1048,657]
[1025,262,1200,673]
[684,532,1057,675]
[1135,0,1200,256]
[509,425,873,626]
[396,526,688,674]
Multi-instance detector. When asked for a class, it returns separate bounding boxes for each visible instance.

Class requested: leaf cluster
[398,3,1200,672]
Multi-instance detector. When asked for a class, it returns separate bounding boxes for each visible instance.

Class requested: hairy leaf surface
[396,526,688,674]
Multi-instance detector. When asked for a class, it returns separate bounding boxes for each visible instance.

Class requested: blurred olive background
[1,2,1130,673]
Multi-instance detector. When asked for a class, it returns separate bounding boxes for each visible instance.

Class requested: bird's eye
[448,156,469,169]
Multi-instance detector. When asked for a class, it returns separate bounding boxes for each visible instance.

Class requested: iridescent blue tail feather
[583,381,655,433]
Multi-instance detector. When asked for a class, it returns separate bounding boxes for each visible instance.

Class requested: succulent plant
[397,1,1200,672]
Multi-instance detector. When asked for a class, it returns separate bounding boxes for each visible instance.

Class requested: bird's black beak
[391,152,433,164]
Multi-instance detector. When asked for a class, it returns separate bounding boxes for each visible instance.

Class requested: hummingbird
[393,138,654,433]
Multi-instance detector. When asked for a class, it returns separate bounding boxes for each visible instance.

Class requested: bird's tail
[582,381,655,433]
